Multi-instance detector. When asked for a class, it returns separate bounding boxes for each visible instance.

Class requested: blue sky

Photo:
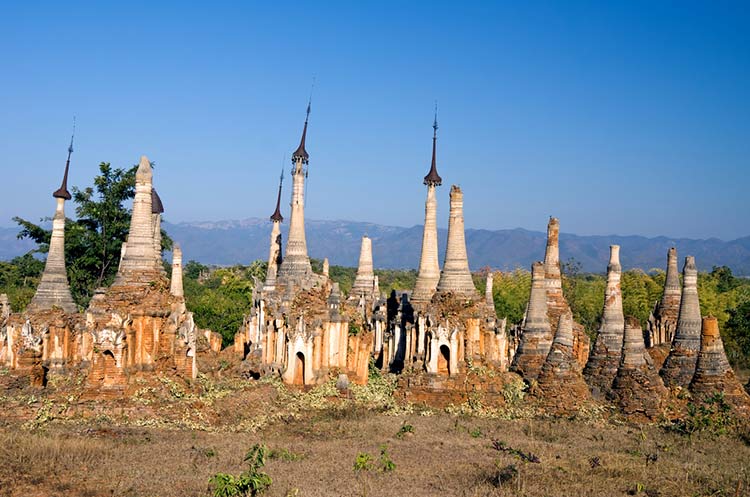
[1,1,748,239]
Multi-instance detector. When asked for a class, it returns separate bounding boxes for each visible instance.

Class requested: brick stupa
[583,245,625,398]
[610,317,668,420]
[660,256,702,389]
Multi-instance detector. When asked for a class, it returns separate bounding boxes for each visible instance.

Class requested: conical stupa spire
[660,256,702,388]
[264,170,285,290]
[351,236,375,299]
[436,185,477,297]
[170,244,184,298]
[27,126,78,313]
[277,103,314,284]
[536,311,591,412]
[270,169,284,223]
[543,217,561,283]
[583,245,625,398]
[690,316,750,408]
[610,317,668,419]
[412,112,443,303]
[292,101,311,164]
[53,119,75,200]
[648,247,682,346]
[485,272,494,307]
[510,261,553,380]
[115,156,158,284]
[423,103,442,186]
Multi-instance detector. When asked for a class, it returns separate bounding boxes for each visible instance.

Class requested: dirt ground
[0,363,749,497]
[1,410,749,497]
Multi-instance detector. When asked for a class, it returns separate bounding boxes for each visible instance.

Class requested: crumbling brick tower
[660,256,702,389]
[85,156,196,394]
[583,245,625,399]
[646,247,681,347]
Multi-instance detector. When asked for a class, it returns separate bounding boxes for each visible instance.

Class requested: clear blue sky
[1,1,748,240]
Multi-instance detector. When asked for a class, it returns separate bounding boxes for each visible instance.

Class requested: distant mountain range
[4,218,747,275]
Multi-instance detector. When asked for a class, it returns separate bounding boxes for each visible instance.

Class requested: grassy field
[0,362,749,497]
[1,409,749,497]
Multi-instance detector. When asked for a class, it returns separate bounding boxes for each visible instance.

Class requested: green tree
[493,268,532,324]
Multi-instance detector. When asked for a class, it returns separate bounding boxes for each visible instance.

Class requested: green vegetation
[665,393,735,437]
[395,423,415,439]
[353,452,374,472]
[268,447,304,462]
[183,260,264,347]
[0,254,44,312]
[311,258,417,295]
[209,443,273,497]
[352,445,395,473]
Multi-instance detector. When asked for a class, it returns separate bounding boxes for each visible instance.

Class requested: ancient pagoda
[264,170,285,291]
[27,130,78,314]
[276,102,315,288]
[436,185,478,298]
[411,110,443,304]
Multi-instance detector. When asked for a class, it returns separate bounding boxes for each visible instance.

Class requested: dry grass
[1,364,749,497]
[0,410,749,497]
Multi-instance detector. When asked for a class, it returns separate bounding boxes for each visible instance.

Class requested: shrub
[379,445,396,472]
[353,452,374,472]
[395,423,415,439]
[209,444,272,497]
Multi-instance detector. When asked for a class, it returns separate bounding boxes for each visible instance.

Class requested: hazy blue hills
[2,220,748,275]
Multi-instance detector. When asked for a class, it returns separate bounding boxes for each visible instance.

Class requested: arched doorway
[294,352,305,386]
[438,344,450,375]
[101,350,116,386]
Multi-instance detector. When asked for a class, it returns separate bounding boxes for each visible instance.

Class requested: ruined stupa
[435,185,477,298]
[646,247,681,347]
[610,317,668,419]
[510,261,553,381]
[485,272,494,308]
[535,311,591,412]
[541,217,589,365]
[264,170,285,291]
[85,155,196,391]
[411,112,442,304]
[276,102,314,287]
[114,156,160,284]
[690,316,750,409]
[660,256,702,389]
[583,245,625,398]
[170,244,184,298]
[350,236,376,300]
[27,132,77,314]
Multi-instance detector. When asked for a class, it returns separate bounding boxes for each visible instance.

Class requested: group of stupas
[514,244,750,418]
[1,104,748,420]
[0,133,220,394]
[235,102,749,419]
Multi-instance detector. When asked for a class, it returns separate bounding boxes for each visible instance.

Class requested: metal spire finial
[53,117,76,200]
[433,101,438,138]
